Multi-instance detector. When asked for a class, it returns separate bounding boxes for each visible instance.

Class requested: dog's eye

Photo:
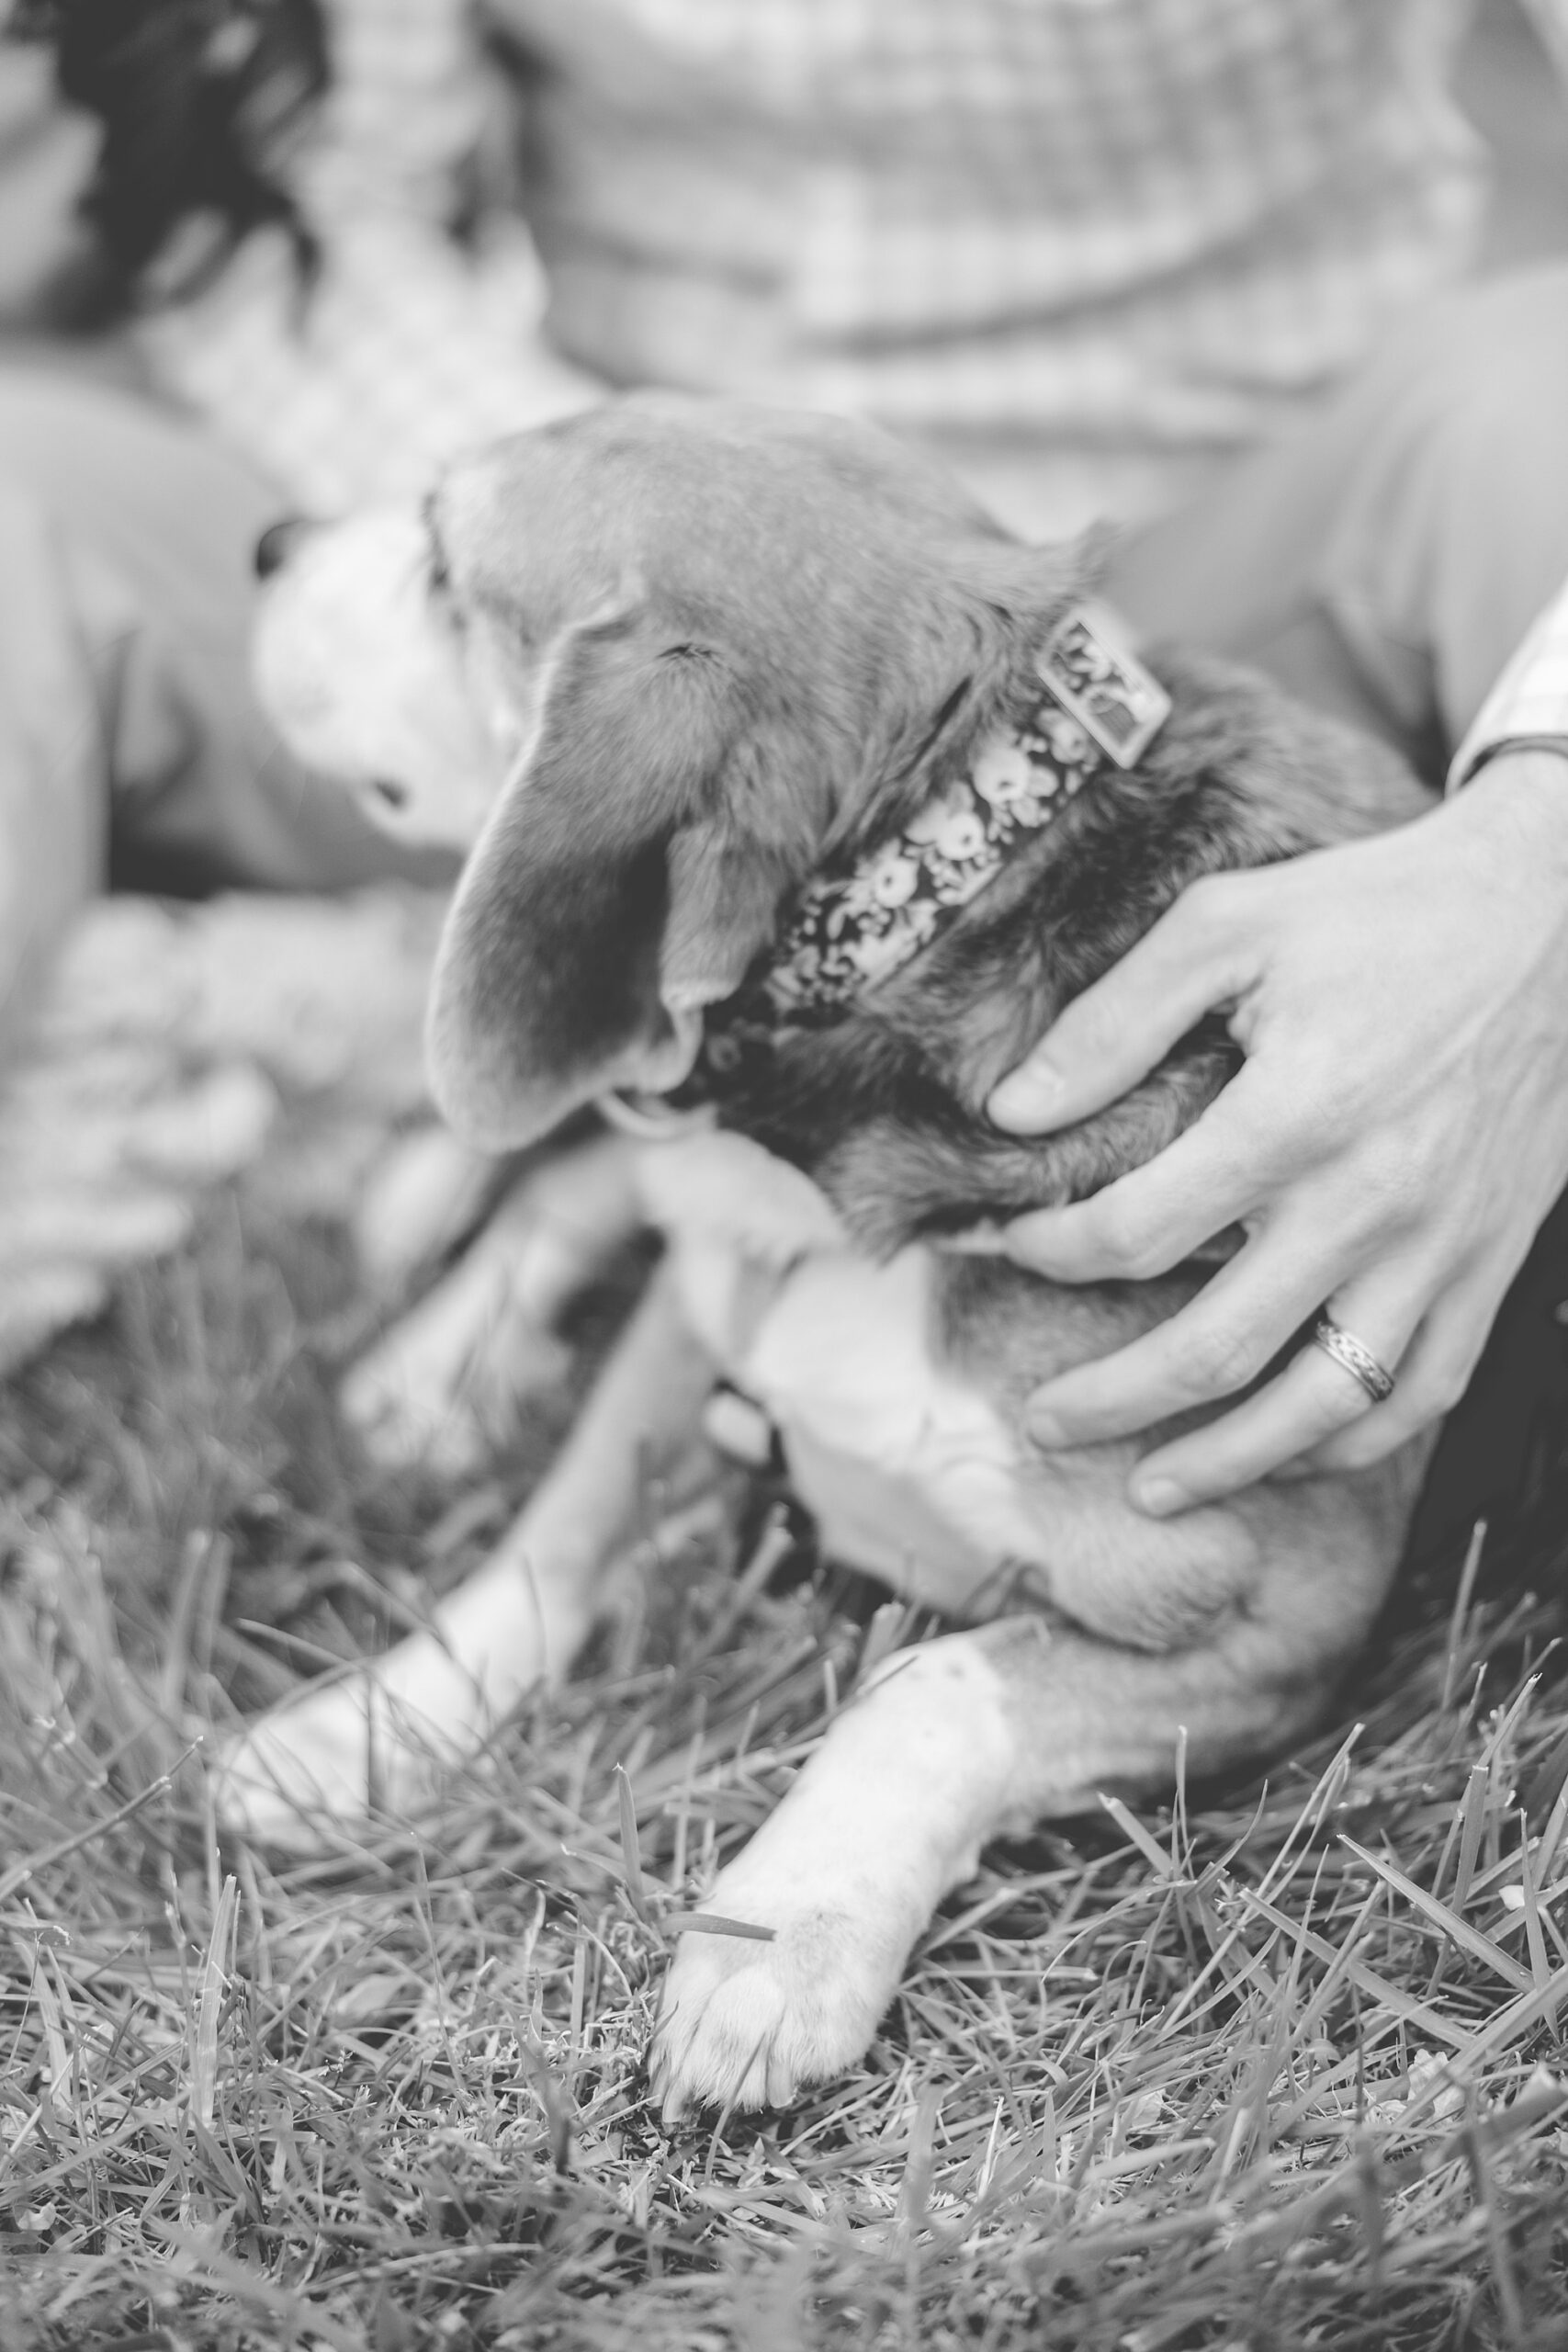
[368,777,410,811]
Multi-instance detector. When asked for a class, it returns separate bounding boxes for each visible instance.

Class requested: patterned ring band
[1311,1316,1396,1408]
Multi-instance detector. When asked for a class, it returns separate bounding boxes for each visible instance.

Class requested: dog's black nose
[254,518,310,580]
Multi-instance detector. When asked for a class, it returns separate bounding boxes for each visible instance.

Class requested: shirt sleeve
[1447,569,1568,789]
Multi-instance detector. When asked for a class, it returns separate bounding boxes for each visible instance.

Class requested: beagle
[235,397,1435,2118]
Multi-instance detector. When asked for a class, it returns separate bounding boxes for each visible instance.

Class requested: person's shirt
[1453,590,1568,791]
[135,0,1568,525]
[119,0,1568,774]
[502,0,1491,449]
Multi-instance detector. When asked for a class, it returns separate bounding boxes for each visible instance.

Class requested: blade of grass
[1338,1834,1531,1992]
[190,1872,239,2132]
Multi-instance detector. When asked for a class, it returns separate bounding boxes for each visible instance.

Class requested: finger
[1122,1272,1423,1514]
[1024,1208,1342,1448]
[1003,1080,1270,1289]
[988,873,1256,1133]
[1287,1271,1502,1477]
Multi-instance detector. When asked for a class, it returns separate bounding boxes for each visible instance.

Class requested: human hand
[0,888,446,1374]
[986,753,1568,1512]
[0,954,276,1374]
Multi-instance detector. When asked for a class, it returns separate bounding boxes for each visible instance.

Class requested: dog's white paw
[649,1829,935,2120]
[210,1668,460,1847]
[341,1303,569,1476]
[649,1641,1025,2117]
[212,1549,590,1847]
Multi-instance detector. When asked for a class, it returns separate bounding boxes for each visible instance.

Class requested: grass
[3,1137,1568,2352]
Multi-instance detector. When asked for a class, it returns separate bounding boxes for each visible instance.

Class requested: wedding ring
[1311,1315,1396,1407]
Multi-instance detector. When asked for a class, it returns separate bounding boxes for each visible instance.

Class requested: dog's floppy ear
[426,613,781,1147]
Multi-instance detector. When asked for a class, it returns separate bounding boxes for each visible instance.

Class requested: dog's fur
[235,397,1436,2116]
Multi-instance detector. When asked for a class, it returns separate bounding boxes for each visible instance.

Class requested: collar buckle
[1036,602,1172,770]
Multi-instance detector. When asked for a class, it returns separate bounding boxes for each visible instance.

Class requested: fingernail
[1131,1476,1184,1518]
[989,1061,1065,1131]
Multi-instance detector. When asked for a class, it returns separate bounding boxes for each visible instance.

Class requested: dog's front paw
[649,1867,923,2119]
[648,1642,1019,2118]
[341,1306,569,1476]
[209,1671,457,1848]
[212,1550,578,1847]
[211,1694,375,1848]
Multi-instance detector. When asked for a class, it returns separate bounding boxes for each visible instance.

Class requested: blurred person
[0,1,473,1361]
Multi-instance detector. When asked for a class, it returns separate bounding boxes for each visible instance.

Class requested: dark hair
[7,0,329,313]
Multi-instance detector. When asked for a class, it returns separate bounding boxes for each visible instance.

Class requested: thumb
[987,873,1257,1133]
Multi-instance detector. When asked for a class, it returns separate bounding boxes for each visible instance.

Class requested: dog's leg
[652,1489,1395,2116]
[215,1259,715,1844]
[353,1125,502,1289]
[341,1130,643,1474]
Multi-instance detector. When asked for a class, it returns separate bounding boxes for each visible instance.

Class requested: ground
[3,1055,1568,2352]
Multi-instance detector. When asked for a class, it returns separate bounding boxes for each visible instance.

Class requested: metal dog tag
[1037,604,1172,769]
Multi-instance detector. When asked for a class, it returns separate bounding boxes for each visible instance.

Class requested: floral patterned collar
[750,605,1171,1023]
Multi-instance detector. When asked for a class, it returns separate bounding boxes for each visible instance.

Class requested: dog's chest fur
[638,1129,1036,1602]
[637,1127,1216,1620]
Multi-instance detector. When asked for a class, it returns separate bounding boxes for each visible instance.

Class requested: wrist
[1446,745,1568,880]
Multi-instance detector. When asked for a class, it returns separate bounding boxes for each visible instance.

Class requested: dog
[233,396,1436,2117]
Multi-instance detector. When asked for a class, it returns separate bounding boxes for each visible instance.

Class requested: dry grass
[3,1175,1568,2352]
